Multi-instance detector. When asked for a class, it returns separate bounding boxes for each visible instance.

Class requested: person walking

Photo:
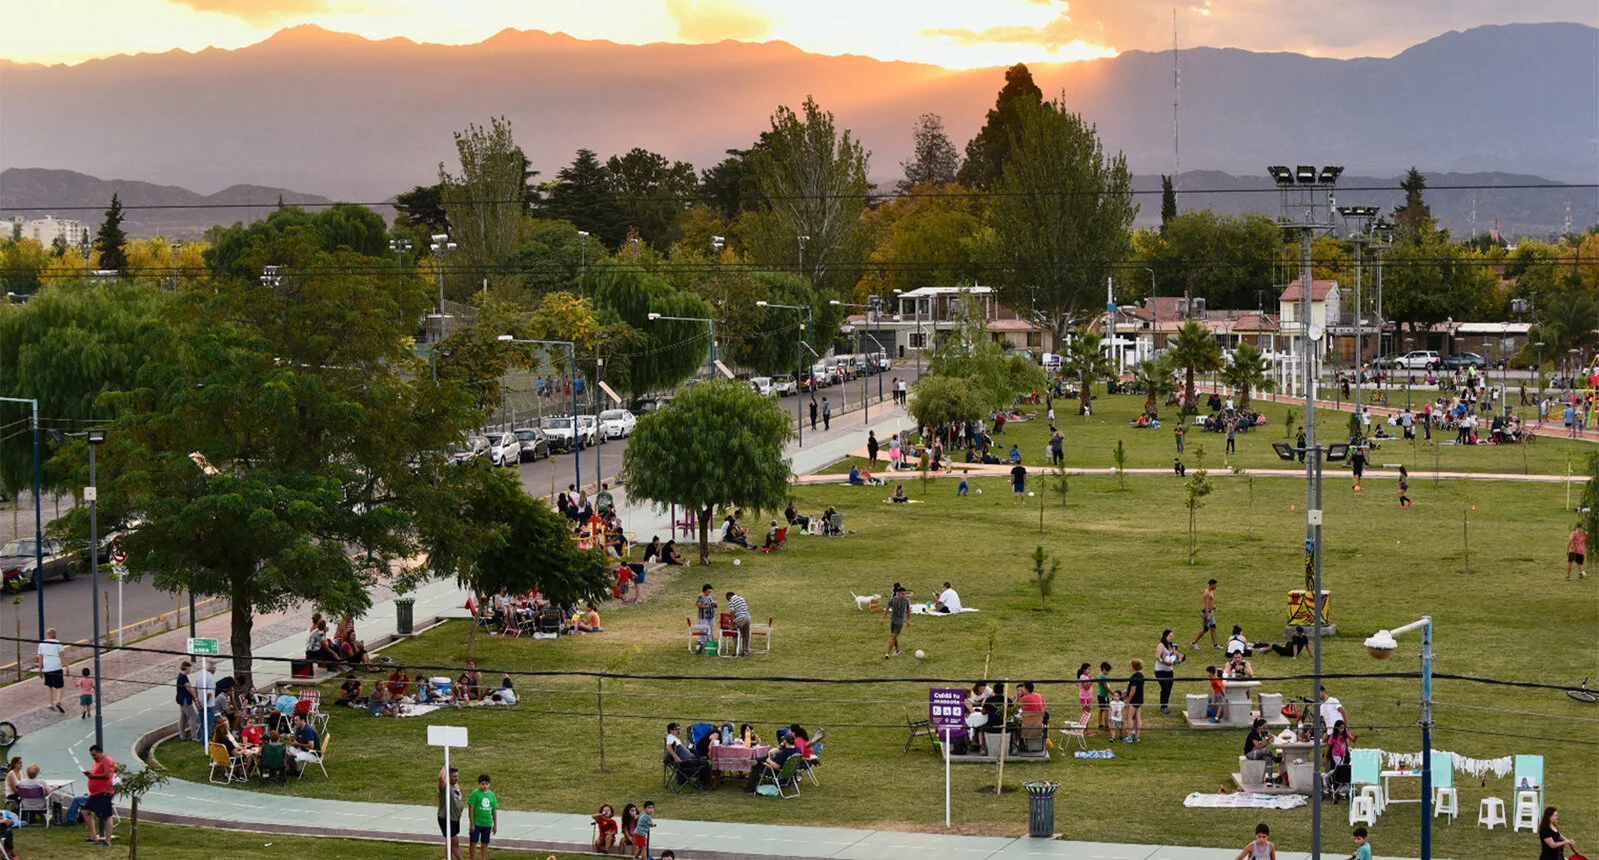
[176,661,199,741]
[881,584,910,658]
[867,431,879,467]
[438,765,465,860]
[1189,580,1220,649]
[1174,422,1185,454]
[1567,523,1587,580]
[1398,465,1412,509]
[822,397,832,431]
[466,773,498,860]
[1225,418,1237,455]
[809,397,818,431]
[1350,446,1367,492]
[1154,630,1183,714]
[34,626,65,714]
[726,591,751,656]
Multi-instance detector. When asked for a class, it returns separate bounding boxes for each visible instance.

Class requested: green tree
[1160,175,1177,232]
[505,218,593,297]
[1029,545,1059,610]
[622,380,793,564]
[440,116,532,288]
[1220,341,1273,409]
[1135,211,1281,311]
[1383,234,1498,345]
[748,96,871,294]
[545,149,628,249]
[1130,355,1176,414]
[897,113,961,194]
[990,96,1136,347]
[393,183,451,234]
[699,143,767,221]
[91,239,480,686]
[1169,319,1223,412]
[114,762,168,860]
[607,148,699,251]
[1061,328,1115,416]
[907,374,989,429]
[589,264,714,396]
[0,237,51,296]
[428,468,612,659]
[204,206,392,279]
[1392,167,1436,245]
[1184,444,1214,564]
[957,63,1043,191]
[94,193,129,275]
[1533,290,1599,365]
[856,183,985,301]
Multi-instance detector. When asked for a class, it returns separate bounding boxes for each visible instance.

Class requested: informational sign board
[929,688,966,734]
[187,637,220,656]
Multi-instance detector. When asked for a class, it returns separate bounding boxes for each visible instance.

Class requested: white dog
[851,592,882,611]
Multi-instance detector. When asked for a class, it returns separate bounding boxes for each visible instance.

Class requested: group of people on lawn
[335,662,519,715]
[660,721,818,795]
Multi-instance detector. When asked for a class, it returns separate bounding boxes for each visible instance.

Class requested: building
[7,216,91,249]
[836,286,1054,359]
[1278,279,1342,364]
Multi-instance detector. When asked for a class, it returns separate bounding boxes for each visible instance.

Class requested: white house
[1278,279,1342,363]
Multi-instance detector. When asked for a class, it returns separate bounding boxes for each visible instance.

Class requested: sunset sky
[3,0,1593,68]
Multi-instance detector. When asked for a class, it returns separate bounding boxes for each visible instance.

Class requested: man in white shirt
[934,582,962,614]
[35,628,66,713]
[1319,686,1348,733]
[193,663,217,734]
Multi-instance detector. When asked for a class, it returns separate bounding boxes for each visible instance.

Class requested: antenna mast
[1173,8,1181,192]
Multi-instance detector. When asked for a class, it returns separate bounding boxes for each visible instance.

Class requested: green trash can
[395,597,415,635]
[1023,780,1059,838]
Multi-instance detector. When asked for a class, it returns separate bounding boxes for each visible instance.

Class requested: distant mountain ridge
[0,168,334,238]
[0,21,1592,206]
[5,167,1587,241]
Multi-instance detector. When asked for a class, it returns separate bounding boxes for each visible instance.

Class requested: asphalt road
[4,567,184,654]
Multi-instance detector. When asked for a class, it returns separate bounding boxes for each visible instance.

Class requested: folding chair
[802,739,823,787]
[758,755,804,798]
[208,742,247,784]
[661,754,691,795]
[904,708,935,752]
[535,608,564,635]
[747,617,774,655]
[15,784,50,827]
[686,617,711,653]
[295,733,329,779]
[1056,719,1089,751]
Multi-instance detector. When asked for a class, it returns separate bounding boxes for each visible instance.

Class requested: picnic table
[708,744,772,775]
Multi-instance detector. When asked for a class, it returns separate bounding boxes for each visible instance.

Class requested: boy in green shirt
[1347,826,1371,860]
[466,774,498,860]
[1095,662,1112,732]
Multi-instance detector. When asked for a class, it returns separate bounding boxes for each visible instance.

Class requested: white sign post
[428,725,469,860]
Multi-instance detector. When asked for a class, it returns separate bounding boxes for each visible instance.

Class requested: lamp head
[1363,629,1398,660]
[828,300,841,306]
[1296,165,1317,185]
[87,429,106,445]
[1318,165,1344,184]
[647,313,662,320]
[431,234,449,242]
[755,301,769,307]
[1271,442,1296,462]
[496,335,514,342]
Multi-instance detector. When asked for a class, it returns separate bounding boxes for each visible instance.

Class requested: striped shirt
[727,595,750,622]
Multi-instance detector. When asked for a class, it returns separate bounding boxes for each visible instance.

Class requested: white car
[599,409,637,439]
[1395,350,1441,371]
[771,376,798,396]
[483,432,521,467]
[539,416,576,452]
[576,415,602,447]
[447,434,490,465]
[748,377,779,398]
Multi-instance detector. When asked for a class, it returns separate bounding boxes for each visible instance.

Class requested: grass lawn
[155,419,1598,858]
[8,819,595,858]
[825,392,1593,478]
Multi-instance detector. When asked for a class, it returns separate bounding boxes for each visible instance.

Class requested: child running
[77,667,94,719]
[1233,823,1276,860]
[1398,465,1411,508]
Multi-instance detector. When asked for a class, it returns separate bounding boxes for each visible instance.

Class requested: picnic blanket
[1182,792,1309,810]
[394,703,443,719]
[910,605,981,616]
[1074,749,1116,759]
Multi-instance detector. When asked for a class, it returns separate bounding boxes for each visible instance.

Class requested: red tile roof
[1279,279,1338,301]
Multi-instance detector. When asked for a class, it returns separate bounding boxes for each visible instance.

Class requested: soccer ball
[975,488,983,495]
[733,558,742,567]
[915,649,926,659]
[1028,491,1035,497]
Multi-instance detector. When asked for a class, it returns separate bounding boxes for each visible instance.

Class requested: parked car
[808,363,834,388]
[447,434,490,465]
[771,376,798,396]
[598,409,637,439]
[483,432,522,467]
[1440,352,1487,370]
[748,377,778,398]
[1395,350,1441,370]
[512,427,551,462]
[1,538,75,593]
[634,397,673,415]
[577,415,602,447]
[540,416,577,451]
[1370,354,1401,370]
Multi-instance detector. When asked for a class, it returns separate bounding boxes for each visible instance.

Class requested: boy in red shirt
[1206,666,1227,724]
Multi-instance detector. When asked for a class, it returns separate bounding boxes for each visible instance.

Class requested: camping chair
[295,733,329,779]
[1013,711,1047,754]
[258,742,289,785]
[904,708,935,752]
[471,598,498,630]
[764,527,787,552]
[1056,718,1089,751]
[747,617,774,655]
[14,784,50,827]
[688,723,716,746]
[208,742,247,784]
[757,755,804,799]
[661,753,692,795]
[802,739,823,786]
[535,608,564,635]
[824,512,845,536]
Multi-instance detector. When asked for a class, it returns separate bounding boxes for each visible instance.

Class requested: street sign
[83,487,97,502]
[599,381,622,405]
[929,687,965,734]
[187,637,220,656]
[108,538,127,565]
[428,725,468,748]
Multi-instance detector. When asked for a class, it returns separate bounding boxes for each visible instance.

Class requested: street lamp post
[757,301,813,446]
[1270,162,1341,860]
[1364,617,1435,860]
[430,234,456,383]
[829,298,887,423]
[577,231,590,277]
[0,397,45,639]
[647,313,717,378]
[497,336,579,492]
[389,238,412,270]
[1143,267,1158,360]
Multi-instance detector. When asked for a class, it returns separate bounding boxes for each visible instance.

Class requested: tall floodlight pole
[429,234,456,382]
[758,301,813,446]
[497,336,579,491]
[0,397,45,639]
[1270,163,1341,860]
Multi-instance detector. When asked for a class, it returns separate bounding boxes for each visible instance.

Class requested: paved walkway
[7,400,1442,859]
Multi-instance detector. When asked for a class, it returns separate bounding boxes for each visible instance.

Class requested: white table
[1381,768,1423,804]
[1221,679,1260,727]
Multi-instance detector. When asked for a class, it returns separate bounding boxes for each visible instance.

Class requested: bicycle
[1568,677,1597,704]
[0,721,16,748]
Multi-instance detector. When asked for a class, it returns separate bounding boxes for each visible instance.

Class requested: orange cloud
[662,0,773,42]
[169,0,332,25]
[924,9,1095,51]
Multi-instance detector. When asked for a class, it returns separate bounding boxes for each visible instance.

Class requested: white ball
[915,649,926,659]
[1028,491,1035,497]
[975,488,983,495]
[733,558,742,567]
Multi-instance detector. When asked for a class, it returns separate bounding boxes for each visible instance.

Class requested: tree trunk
[129,796,139,859]
[697,507,712,565]
[1079,378,1091,416]
[230,576,255,689]
[465,604,480,662]
[1240,385,1252,411]
[1185,368,1196,412]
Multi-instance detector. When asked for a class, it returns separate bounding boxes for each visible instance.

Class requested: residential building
[7,215,90,249]
[836,286,1053,359]
[1278,279,1342,364]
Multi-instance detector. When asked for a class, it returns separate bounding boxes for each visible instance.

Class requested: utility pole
[429,234,455,383]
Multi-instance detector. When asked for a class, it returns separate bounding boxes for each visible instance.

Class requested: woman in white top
[1154,630,1183,714]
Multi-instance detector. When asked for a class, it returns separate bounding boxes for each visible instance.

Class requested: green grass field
[155,412,1599,858]
[9,819,596,859]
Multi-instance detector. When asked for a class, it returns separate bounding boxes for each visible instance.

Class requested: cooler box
[430,677,452,697]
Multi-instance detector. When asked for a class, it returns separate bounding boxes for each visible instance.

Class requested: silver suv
[1395,350,1441,370]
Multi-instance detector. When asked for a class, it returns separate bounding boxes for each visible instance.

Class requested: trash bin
[395,597,415,635]
[1023,780,1059,838]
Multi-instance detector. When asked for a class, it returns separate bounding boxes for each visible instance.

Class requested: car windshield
[514,430,539,441]
[540,418,572,430]
[600,410,625,421]
[1,540,37,556]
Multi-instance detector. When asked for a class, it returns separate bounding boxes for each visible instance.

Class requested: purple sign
[929,688,966,736]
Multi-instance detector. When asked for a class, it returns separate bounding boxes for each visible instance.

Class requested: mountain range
[5,166,1589,241]
[0,20,1593,229]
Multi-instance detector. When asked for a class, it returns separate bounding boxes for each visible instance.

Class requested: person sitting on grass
[455,671,478,703]
[1263,626,1310,658]
[848,465,865,485]
[661,539,686,566]
[642,536,663,563]
[721,510,751,548]
[336,673,363,708]
[386,665,414,699]
[1007,444,1021,464]
[575,604,603,633]
[890,484,909,503]
[366,683,397,716]
[304,618,343,669]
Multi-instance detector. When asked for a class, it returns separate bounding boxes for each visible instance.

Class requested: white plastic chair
[1348,794,1377,827]
[1512,790,1539,832]
[1433,786,1458,822]
[1357,784,1386,816]
[1478,796,1506,829]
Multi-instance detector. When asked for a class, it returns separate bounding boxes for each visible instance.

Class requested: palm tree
[1062,328,1116,416]
[1169,319,1223,412]
[1130,356,1177,413]
[1221,341,1274,410]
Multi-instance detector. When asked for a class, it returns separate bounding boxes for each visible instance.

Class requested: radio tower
[1173,9,1182,193]
[1565,200,1573,238]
